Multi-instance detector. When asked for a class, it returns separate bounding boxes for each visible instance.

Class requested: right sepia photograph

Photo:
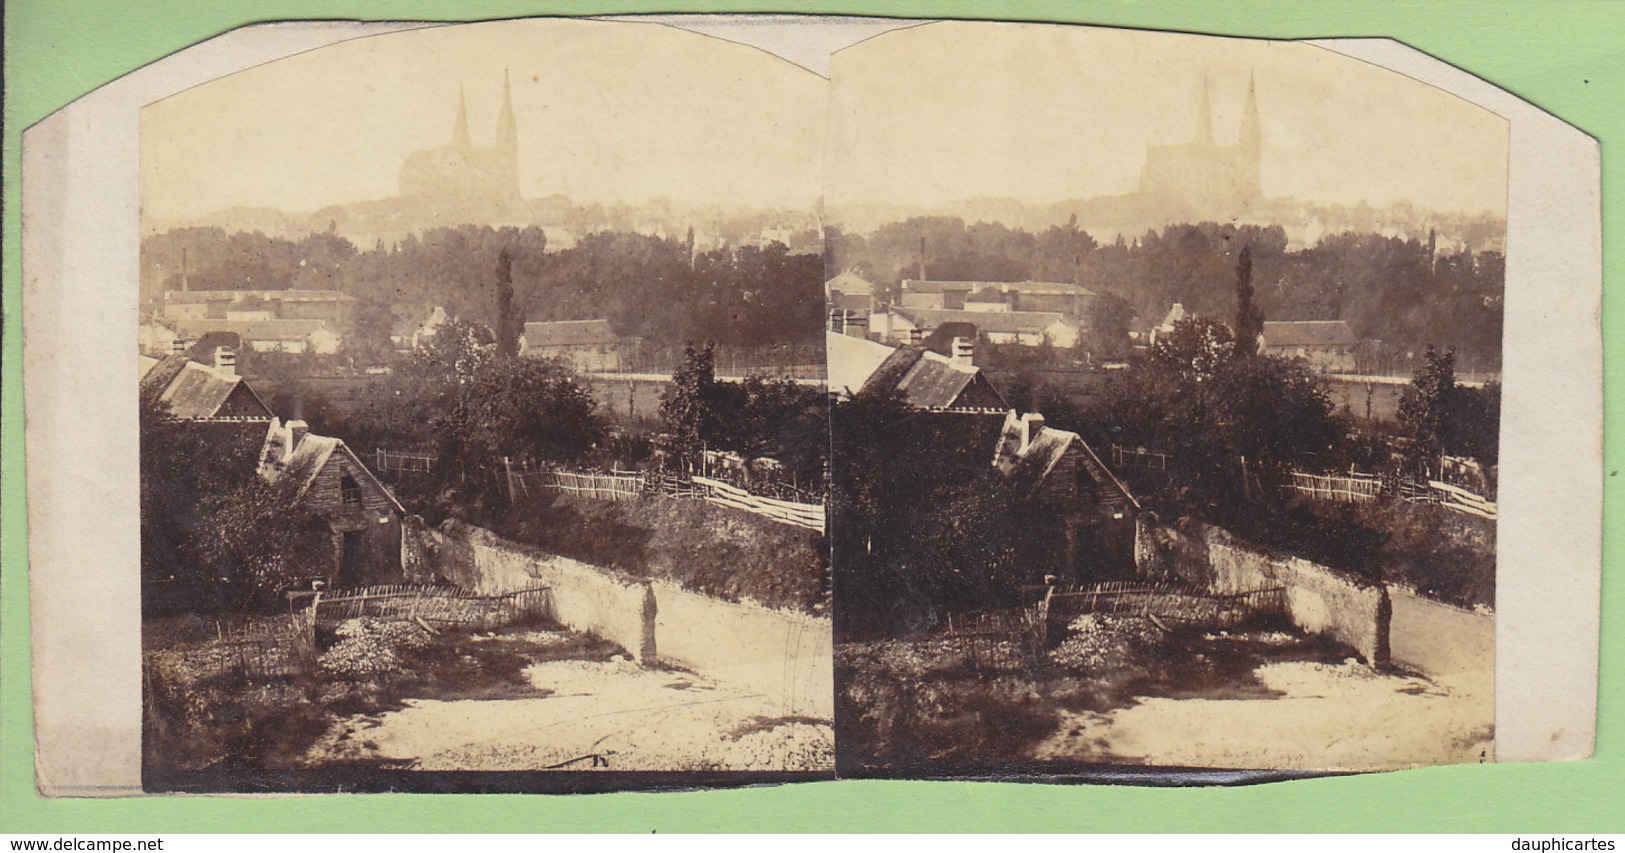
[825,22,1506,779]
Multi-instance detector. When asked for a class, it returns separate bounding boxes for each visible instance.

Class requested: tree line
[827,216,1504,372]
[142,224,825,359]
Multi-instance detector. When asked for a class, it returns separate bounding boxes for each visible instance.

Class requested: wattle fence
[301,584,555,632]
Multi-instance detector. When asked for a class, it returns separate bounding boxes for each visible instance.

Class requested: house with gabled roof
[1259,320,1358,373]
[258,418,405,588]
[992,410,1140,581]
[521,319,623,372]
[139,352,273,420]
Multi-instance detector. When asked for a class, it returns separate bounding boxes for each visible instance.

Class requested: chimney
[287,419,310,450]
[181,248,189,293]
[1020,412,1046,452]
[213,346,237,375]
[171,339,187,355]
[951,336,975,365]
[918,236,926,281]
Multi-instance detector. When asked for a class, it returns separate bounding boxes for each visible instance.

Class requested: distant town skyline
[141,18,827,223]
[825,22,1509,220]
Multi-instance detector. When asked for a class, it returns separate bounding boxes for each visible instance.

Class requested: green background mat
[4,0,1619,833]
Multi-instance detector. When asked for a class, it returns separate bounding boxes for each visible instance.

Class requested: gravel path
[308,638,833,773]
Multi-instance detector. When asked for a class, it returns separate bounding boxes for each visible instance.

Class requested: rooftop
[524,319,618,348]
[1261,320,1358,348]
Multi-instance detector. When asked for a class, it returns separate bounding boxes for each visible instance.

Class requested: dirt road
[1033,653,1493,771]
[308,630,833,772]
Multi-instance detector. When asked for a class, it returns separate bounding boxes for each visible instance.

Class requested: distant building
[258,418,406,588]
[872,306,1079,349]
[1140,73,1263,216]
[139,320,179,356]
[992,410,1140,581]
[172,317,341,355]
[1258,320,1358,373]
[826,271,877,336]
[898,279,1097,321]
[392,306,450,351]
[139,352,273,420]
[159,289,356,326]
[1149,302,1190,346]
[521,319,623,372]
[398,73,520,206]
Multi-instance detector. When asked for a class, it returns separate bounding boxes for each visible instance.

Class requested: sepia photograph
[135,18,833,793]
[825,22,1506,779]
[17,10,1602,805]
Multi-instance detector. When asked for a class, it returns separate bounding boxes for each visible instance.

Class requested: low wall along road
[1133,515,1494,678]
[404,518,832,717]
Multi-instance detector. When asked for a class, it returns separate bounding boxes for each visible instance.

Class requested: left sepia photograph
[135,18,833,793]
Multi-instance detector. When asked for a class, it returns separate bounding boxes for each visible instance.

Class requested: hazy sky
[142,18,827,221]
[825,22,1509,216]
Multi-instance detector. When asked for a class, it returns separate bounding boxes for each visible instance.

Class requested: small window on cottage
[341,474,363,510]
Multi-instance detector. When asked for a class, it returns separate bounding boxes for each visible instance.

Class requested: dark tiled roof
[1261,320,1358,348]
[830,291,873,313]
[523,319,618,348]
[141,356,271,419]
[992,411,1139,510]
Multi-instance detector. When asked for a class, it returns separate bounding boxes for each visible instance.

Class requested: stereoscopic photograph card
[21,14,1600,796]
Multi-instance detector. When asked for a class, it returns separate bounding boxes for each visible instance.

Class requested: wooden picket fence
[502,461,826,532]
[691,476,826,532]
[509,468,645,501]
[1291,469,1497,520]
[1040,581,1288,633]
[165,611,319,680]
[1110,444,1170,471]
[374,448,437,474]
[1289,470,1385,503]
[306,584,554,632]
[1404,479,1500,521]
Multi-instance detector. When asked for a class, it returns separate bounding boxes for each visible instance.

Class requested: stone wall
[1135,515,1390,666]
[406,518,832,716]
[412,519,656,662]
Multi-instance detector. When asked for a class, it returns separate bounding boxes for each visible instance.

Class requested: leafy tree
[656,343,719,470]
[494,247,520,359]
[1397,345,1456,478]
[141,394,328,613]
[1232,244,1264,360]
[184,479,332,612]
[1085,292,1136,360]
[1150,317,1234,382]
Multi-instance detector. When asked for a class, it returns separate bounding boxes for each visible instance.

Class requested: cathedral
[1138,73,1263,216]
[399,73,521,205]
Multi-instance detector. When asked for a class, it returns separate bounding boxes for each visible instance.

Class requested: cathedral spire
[495,68,518,153]
[452,84,472,151]
[1196,73,1214,145]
